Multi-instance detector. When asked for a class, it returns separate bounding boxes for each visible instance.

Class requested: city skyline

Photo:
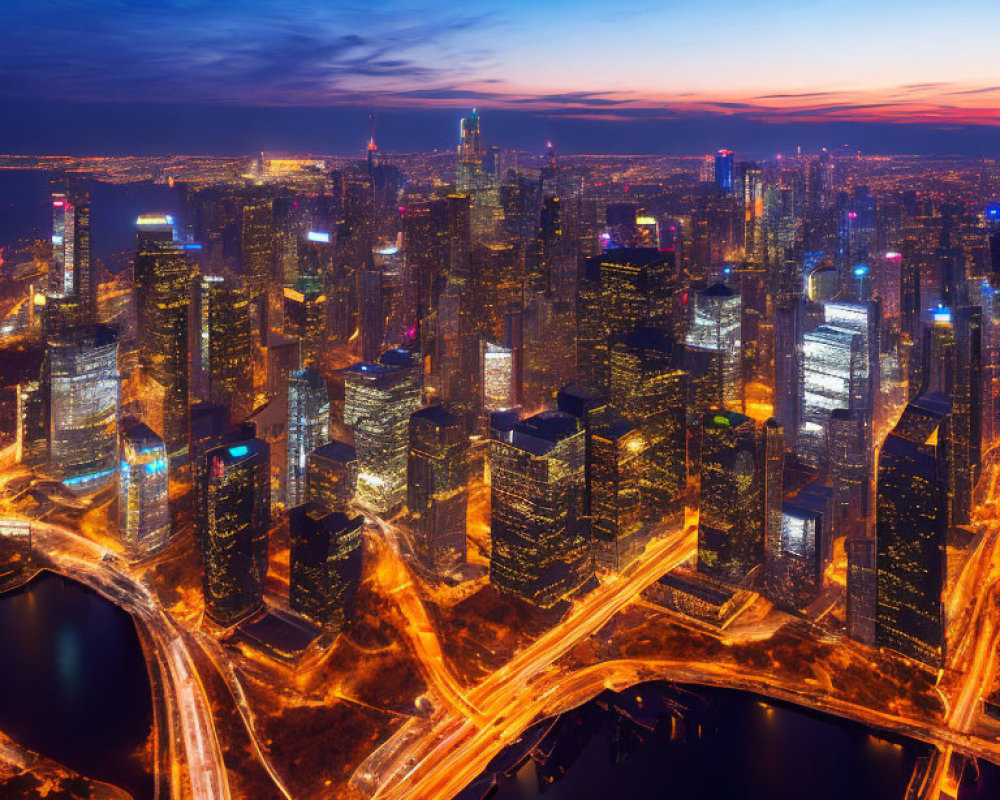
[7,4,1000,800]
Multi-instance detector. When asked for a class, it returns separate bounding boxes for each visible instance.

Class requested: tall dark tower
[875,393,951,666]
[697,411,764,585]
[200,439,271,627]
[134,214,191,470]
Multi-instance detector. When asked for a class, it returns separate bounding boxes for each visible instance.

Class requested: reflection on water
[0,573,154,799]
[488,683,955,800]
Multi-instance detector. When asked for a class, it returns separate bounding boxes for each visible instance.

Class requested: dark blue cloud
[0,1,493,103]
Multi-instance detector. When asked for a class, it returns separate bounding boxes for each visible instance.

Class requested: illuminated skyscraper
[49,193,95,323]
[609,328,687,516]
[288,503,363,632]
[741,162,765,266]
[408,405,469,576]
[436,273,479,430]
[307,440,358,512]
[344,348,422,513]
[241,196,274,335]
[200,438,271,627]
[47,324,119,491]
[359,264,385,363]
[875,392,951,666]
[118,419,170,552]
[455,109,500,237]
[765,479,832,610]
[286,366,330,508]
[773,301,802,436]
[714,150,734,196]
[828,408,869,533]
[481,341,516,419]
[798,323,865,466]
[134,214,190,468]
[490,410,590,607]
[16,380,47,467]
[195,274,254,421]
[283,285,328,367]
[922,306,982,525]
[697,411,764,585]
[587,407,645,572]
[577,248,676,394]
[684,282,742,413]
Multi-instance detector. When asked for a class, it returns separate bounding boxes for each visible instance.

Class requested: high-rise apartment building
[135,214,191,468]
[119,419,170,552]
[47,324,119,490]
[407,405,469,576]
[286,366,330,508]
[344,348,422,513]
[697,410,764,585]
[490,410,590,607]
[200,438,271,627]
[306,440,358,512]
[288,503,363,632]
[875,392,951,666]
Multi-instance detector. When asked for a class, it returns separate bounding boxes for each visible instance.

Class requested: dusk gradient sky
[4,0,1000,155]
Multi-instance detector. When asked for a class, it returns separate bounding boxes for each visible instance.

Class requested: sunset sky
[5,0,1000,153]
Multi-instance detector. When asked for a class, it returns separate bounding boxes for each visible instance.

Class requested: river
[488,682,1000,800]
[0,572,154,799]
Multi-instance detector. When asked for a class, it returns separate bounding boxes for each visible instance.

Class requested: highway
[354,515,698,799]
[24,521,231,800]
[355,459,1000,800]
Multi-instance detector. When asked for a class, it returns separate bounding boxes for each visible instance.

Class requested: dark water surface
[0,169,181,265]
[0,572,154,799]
[491,683,1000,800]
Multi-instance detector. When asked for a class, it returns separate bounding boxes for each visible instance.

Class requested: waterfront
[0,169,179,266]
[0,572,154,799]
[491,683,1000,800]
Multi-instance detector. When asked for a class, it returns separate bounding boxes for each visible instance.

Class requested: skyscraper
[306,440,358,512]
[195,274,254,421]
[344,348,423,513]
[714,150,734,196]
[407,405,469,576]
[16,380,48,468]
[765,479,832,610]
[684,282,742,413]
[828,408,869,533]
[47,324,120,490]
[577,248,676,394]
[490,410,590,607]
[609,328,687,516]
[481,341,517,419]
[587,407,645,572]
[455,109,500,237]
[200,438,271,627]
[921,306,982,525]
[288,503,363,633]
[49,192,95,323]
[741,163,765,266]
[798,323,866,466]
[697,410,764,585]
[283,285,328,367]
[286,366,330,508]
[134,214,191,468]
[241,196,274,336]
[847,535,877,645]
[119,419,170,552]
[875,392,951,666]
